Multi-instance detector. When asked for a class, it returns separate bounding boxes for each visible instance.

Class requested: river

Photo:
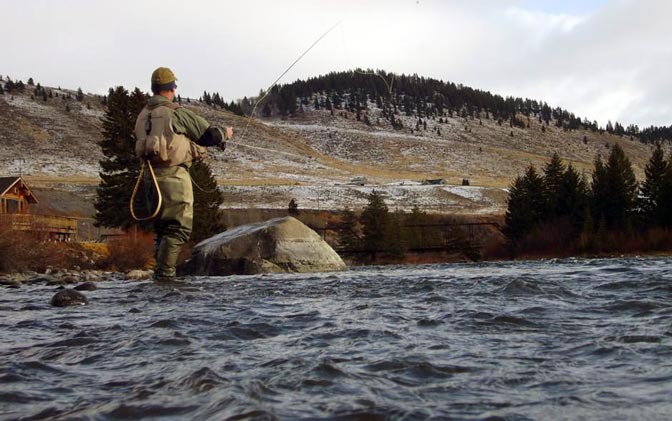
[1,257,671,420]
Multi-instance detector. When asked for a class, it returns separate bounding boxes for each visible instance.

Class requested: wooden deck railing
[0,213,78,240]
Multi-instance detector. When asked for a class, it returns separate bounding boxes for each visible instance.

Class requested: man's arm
[172,108,230,146]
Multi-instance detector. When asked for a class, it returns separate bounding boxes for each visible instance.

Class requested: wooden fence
[0,214,78,241]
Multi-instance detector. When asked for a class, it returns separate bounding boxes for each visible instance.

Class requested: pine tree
[659,165,672,228]
[639,143,672,227]
[361,190,389,257]
[27,77,34,86]
[190,160,226,243]
[590,154,609,225]
[503,165,545,245]
[262,102,272,117]
[604,144,638,228]
[288,198,299,215]
[386,211,408,258]
[76,87,84,101]
[338,208,361,251]
[561,164,589,233]
[542,152,565,218]
[94,86,147,229]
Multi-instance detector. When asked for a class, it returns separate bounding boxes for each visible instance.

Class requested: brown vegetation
[98,230,155,271]
[483,224,672,260]
[0,220,100,273]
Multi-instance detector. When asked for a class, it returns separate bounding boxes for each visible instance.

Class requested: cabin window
[6,199,19,214]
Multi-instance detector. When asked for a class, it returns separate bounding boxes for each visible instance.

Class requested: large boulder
[184,217,347,276]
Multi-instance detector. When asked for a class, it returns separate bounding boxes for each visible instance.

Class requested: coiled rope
[130,160,162,221]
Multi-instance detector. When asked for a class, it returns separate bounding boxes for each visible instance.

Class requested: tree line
[503,144,672,256]
[322,191,472,261]
[243,70,672,145]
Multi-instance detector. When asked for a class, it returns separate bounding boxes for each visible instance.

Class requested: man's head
[151,67,177,99]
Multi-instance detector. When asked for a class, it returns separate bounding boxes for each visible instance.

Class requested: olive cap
[151,67,177,85]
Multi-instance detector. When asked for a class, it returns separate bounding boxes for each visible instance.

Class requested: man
[134,67,233,282]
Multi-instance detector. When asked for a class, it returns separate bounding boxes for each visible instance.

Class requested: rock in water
[51,289,88,307]
[184,216,347,276]
[74,282,97,291]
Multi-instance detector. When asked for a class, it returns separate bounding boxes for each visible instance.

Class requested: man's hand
[225,127,233,140]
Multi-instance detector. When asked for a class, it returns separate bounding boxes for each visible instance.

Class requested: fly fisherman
[134,67,233,282]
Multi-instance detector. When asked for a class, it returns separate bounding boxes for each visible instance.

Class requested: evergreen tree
[639,143,671,227]
[0,85,4,95]
[659,165,672,228]
[288,198,299,215]
[338,208,361,251]
[27,77,34,86]
[76,87,84,101]
[190,160,226,243]
[361,190,390,256]
[542,152,565,218]
[386,211,408,258]
[560,164,589,234]
[590,154,609,224]
[604,144,638,228]
[503,165,545,244]
[262,102,272,117]
[94,86,147,229]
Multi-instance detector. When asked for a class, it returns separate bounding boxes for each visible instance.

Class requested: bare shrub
[101,231,155,271]
[516,219,575,257]
[0,222,69,273]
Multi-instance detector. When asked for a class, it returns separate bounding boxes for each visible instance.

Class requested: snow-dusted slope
[0,82,659,215]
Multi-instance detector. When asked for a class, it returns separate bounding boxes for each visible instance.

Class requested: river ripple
[1,257,672,420]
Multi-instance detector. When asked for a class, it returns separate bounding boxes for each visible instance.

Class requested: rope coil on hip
[130,160,163,221]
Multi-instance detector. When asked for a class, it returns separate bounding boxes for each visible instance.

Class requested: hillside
[0,74,664,217]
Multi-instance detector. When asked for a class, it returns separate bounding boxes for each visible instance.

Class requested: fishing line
[337,20,396,106]
[235,21,342,145]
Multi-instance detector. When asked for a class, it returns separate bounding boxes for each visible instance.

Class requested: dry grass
[99,230,155,271]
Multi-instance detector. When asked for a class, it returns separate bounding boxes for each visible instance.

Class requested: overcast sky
[2,0,670,127]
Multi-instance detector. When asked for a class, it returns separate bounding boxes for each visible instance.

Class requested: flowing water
[1,257,672,420]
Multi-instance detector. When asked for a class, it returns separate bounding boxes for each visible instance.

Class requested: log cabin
[0,176,77,241]
[0,176,38,214]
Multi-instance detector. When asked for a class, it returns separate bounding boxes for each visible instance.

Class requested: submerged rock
[51,289,88,307]
[74,282,97,291]
[183,216,346,276]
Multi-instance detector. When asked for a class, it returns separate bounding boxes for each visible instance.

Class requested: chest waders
[132,103,197,280]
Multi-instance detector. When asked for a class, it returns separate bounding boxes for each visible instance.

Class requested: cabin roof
[0,177,39,204]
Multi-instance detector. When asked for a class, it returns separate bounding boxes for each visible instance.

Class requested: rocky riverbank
[0,269,152,288]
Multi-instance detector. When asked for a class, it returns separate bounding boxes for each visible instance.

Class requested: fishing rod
[235,21,342,144]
